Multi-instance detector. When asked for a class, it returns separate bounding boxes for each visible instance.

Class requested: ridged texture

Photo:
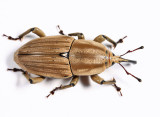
[14,35,74,78]
[69,40,107,75]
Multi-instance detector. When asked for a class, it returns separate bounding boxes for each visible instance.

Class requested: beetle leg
[68,33,85,40]
[57,25,65,35]
[91,74,122,96]
[91,74,116,85]
[19,27,46,38]
[7,68,26,74]
[3,27,46,41]
[56,25,85,39]
[94,35,127,48]
[46,76,79,98]
[7,68,45,84]
[23,72,45,84]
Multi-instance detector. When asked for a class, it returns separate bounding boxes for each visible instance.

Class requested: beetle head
[112,56,137,64]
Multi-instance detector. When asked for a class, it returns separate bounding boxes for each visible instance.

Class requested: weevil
[3,26,144,97]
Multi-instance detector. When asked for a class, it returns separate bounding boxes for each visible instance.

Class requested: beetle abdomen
[69,40,107,76]
[14,35,74,78]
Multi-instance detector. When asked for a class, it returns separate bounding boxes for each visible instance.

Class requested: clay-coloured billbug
[3,26,144,97]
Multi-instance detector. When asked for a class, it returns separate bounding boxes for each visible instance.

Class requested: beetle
[3,26,144,97]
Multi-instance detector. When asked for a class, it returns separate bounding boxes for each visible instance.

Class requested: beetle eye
[106,51,108,54]
[112,62,115,66]
[105,62,107,65]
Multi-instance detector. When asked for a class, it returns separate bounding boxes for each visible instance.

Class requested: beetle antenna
[119,63,142,82]
[120,46,144,57]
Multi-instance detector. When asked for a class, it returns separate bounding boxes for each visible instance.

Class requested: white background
[0,0,159,117]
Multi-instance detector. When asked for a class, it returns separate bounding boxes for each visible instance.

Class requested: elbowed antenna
[115,46,144,82]
[120,46,144,57]
[119,63,142,82]
[117,57,141,82]
[115,46,144,64]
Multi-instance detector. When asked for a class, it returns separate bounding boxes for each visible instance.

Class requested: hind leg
[3,27,46,41]
[8,68,45,84]
[46,76,79,98]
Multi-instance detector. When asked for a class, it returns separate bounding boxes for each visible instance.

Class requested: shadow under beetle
[3,26,144,97]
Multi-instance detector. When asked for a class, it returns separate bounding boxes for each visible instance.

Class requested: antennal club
[119,63,142,82]
[120,46,144,57]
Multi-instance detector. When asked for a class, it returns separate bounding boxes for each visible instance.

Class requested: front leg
[91,74,122,96]
[94,35,127,48]
[46,76,79,98]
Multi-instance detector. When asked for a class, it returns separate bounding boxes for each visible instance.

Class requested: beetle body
[14,35,114,78]
[5,27,143,97]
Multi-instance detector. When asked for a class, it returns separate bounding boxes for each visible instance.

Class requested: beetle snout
[117,57,137,64]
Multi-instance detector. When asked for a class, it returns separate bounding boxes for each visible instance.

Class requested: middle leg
[46,76,79,98]
[57,25,85,39]
[68,32,85,40]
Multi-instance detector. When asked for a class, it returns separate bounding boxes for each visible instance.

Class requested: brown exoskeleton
[3,26,144,97]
